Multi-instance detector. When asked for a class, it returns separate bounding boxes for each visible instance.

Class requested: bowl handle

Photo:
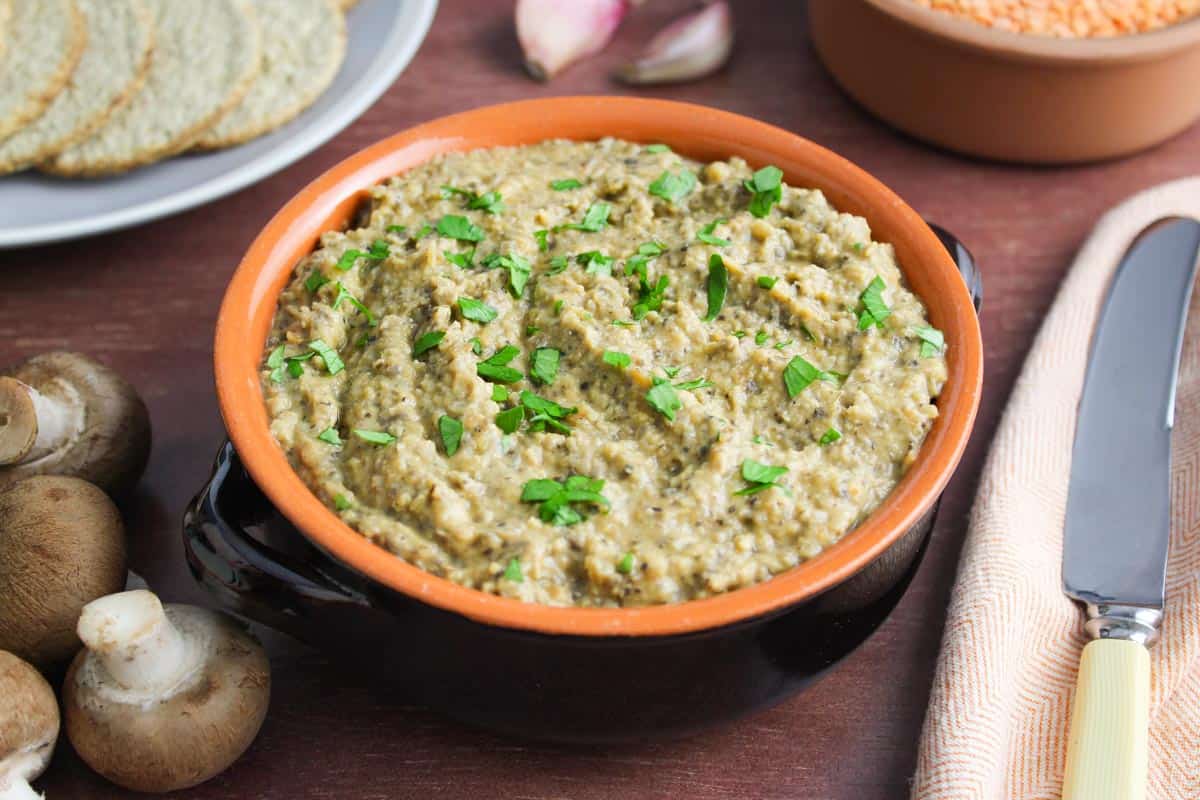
[183,441,368,634]
[928,221,983,312]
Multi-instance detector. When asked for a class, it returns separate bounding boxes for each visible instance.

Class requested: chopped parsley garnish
[648,169,697,203]
[481,253,531,297]
[317,427,342,446]
[745,165,784,218]
[611,319,635,327]
[632,274,669,320]
[332,282,376,326]
[852,242,865,254]
[305,270,329,292]
[624,241,666,281]
[468,337,483,355]
[698,219,732,247]
[521,475,610,526]
[477,345,522,383]
[495,405,524,434]
[534,229,549,251]
[521,390,577,434]
[857,276,891,330]
[819,427,842,445]
[415,223,435,239]
[912,325,945,357]
[734,459,789,495]
[752,434,773,447]
[438,415,463,455]
[546,255,569,275]
[663,366,682,379]
[491,385,509,403]
[675,377,714,391]
[266,345,286,381]
[755,331,769,346]
[530,347,560,385]
[783,356,841,398]
[577,250,615,276]
[503,557,524,582]
[757,276,778,290]
[733,330,748,339]
[550,178,583,191]
[444,248,476,268]
[525,325,541,337]
[603,350,631,369]
[458,296,498,323]
[441,185,503,215]
[308,340,344,375]
[646,378,682,421]
[334,494,352,511]
[336,239,389,271]
[773,339,793,350]
[644,143,671,153]
[386,224,407,235]
[353,429,396,445]
[703,254,728,322]
[437,214,485,242]
[561,202,611,233]
[553,300,565,315]
[617,552,635,574]
[800,324,817,342]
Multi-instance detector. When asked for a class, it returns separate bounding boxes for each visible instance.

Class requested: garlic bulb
[617,1,733,85]
[516,0,632,81]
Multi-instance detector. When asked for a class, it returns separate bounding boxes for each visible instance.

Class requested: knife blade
[1060,216,1200,800]
[1063,216,1200,613]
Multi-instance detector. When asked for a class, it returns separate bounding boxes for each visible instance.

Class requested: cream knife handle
[1062,639,1150,800]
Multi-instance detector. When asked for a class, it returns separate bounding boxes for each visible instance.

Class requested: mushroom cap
[0,351,151,496]
[0,651,60,789]
[0,476,127,669]
[64,605,271,793]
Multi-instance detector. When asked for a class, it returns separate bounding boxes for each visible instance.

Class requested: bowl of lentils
[809,0,1200,163]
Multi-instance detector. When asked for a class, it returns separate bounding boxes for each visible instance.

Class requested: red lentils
[912,0,1200,37]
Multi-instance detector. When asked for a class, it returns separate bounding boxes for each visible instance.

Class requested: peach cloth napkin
[911,177,1200,800]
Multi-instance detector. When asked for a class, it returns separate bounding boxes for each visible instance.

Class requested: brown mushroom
[64,590,271,793]
[0,651,60,800]
[0,476,127,669]
[0,352,151,496]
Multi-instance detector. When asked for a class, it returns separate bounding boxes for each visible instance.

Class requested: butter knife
[1062,216,1200,800]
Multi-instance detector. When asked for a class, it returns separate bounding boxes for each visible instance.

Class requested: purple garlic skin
[617,1,734,85]
[516,0,632,81]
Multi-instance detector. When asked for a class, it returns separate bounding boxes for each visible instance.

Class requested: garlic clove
[616,1,734,85]
[516,0,631,81]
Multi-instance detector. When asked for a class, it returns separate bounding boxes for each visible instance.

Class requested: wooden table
[5,2,1199,797]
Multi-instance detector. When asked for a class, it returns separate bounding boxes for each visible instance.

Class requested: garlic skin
[516,0,631,81]
[616,1,734,85]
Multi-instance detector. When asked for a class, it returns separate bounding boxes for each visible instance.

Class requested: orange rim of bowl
[865,0,1200,62]
[215,97,983,638]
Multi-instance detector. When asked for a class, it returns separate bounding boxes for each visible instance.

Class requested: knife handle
[1062,639,1150,800]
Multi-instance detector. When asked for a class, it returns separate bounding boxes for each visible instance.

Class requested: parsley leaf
[783,356,841,398]
[624,241,666,281]
[332,282,376,326]
[444,248,476,268]
[754,331,769,346]
[744,165,784,218]
[334,494,352,511]
[520,390,577,435]
[317,428,342,446]
[674,377,714,392]
[857,276,891,330]
[491,385,509,403]
[458,296,498,324]
[644,143,671,153]
[698,219,732,247]
[530,347,560,385]
[819,427,842,445]
[704,253,728,322]
[437,214,485,242]
[495,405,524,434]
[550,178,583,191]
[438,415,463,456]
[534,230,550,252]
[757,276,778,290]
[477,345,522,383]
[305,270,330,292]
[649,169,697,203]
[441,185,503,215]
[632,274,669,320]
[386,224,407,235]
[561,202,611,233]
[308,340,344,375]
[912,325,945,357]
[334,239,389,271]
[503,557,524,582]
[521,475,610,526]
[603,350,630,369]
[646,378,682,421]
[617,552,635,574]
[469,337,483,355]
[482,253,531,297]
[546,256,569,275]
[735,458,789,495]
[577,250,614,276]
[353,428,396,445]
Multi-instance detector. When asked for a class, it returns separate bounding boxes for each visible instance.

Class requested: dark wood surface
[4,2,1199,797]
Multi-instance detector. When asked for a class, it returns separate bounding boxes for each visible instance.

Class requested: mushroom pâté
[0,352,151,496]
[64,590,271,793]
[0,476,127,669]
[0,651,60,800]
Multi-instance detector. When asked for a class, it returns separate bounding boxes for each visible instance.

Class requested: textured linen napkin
[911,177,1200,800]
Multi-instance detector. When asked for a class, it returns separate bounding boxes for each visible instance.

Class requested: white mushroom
[0,352,151,496]
[0,651,60,800]
[0,476,127,669]
[64,591,271,793]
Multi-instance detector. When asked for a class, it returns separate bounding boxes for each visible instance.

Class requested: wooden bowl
[809,0,1200,163]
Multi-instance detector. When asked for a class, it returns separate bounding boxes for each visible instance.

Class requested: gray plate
[0,0,438,250]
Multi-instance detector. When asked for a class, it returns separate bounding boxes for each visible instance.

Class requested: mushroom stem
[0,777,42,800]
[77,591,198,694]
[0,377,85,466]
